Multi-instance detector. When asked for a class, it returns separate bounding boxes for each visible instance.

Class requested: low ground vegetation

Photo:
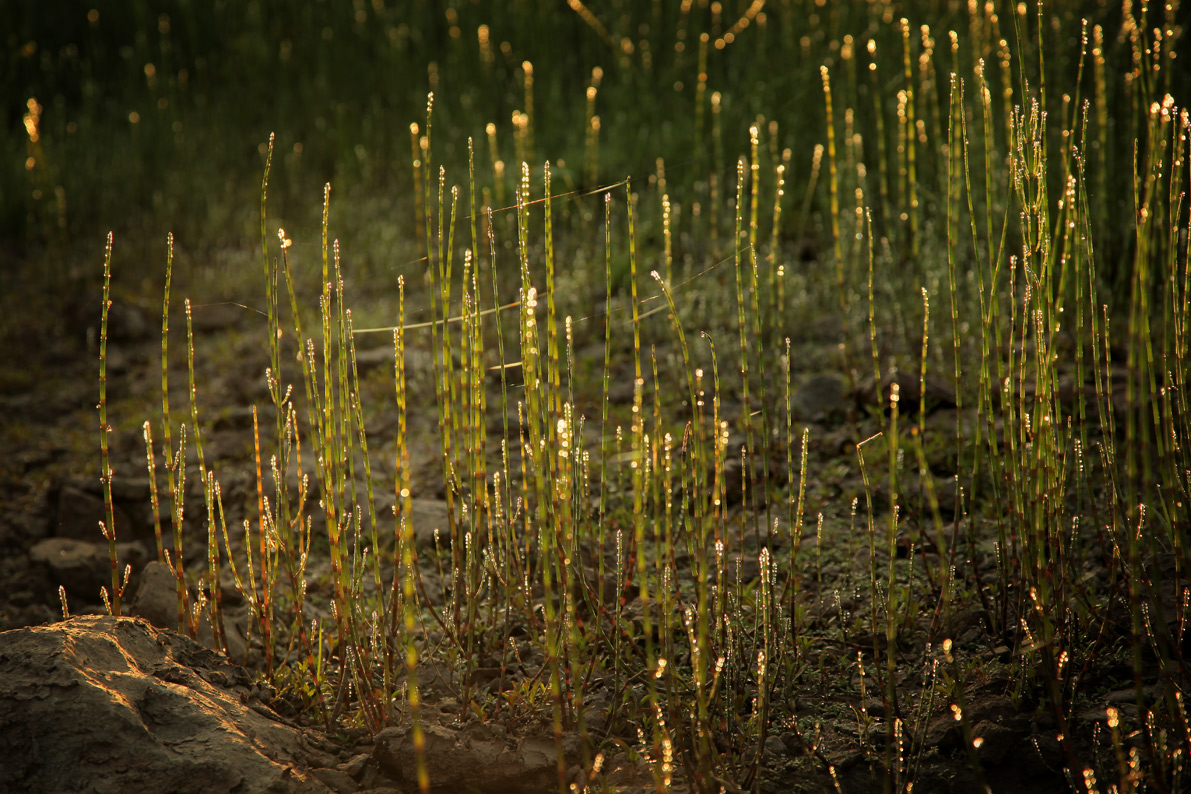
[4,2,1189,792]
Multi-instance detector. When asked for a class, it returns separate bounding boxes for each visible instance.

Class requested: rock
[29,536,147,602]
[793,372,850,424]
[339,753,370,778]
[129,558,181,628]
[970,718,1016,765]
[353,345,395,373]
[856,370,957,416]
[407,499,456,550]
[53,483,137,543]
[372,718,580,794]
[129,560,249,661]
[312,766,361,793]
[371,497,459,551]
[0,615,334,794]
[107,299,154,342]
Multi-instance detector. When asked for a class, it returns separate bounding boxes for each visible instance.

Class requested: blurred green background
[3,1,1179,291]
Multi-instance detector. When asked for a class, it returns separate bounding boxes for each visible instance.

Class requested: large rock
[128,560,250,662]
[373,716,580,794]
[792,372,850,424]
[53,482,137,543]
[370,497,459,551]
[29,536,148,601]
[0,615,337,794]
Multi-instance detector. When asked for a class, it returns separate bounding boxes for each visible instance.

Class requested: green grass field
[6,1,1190,791]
